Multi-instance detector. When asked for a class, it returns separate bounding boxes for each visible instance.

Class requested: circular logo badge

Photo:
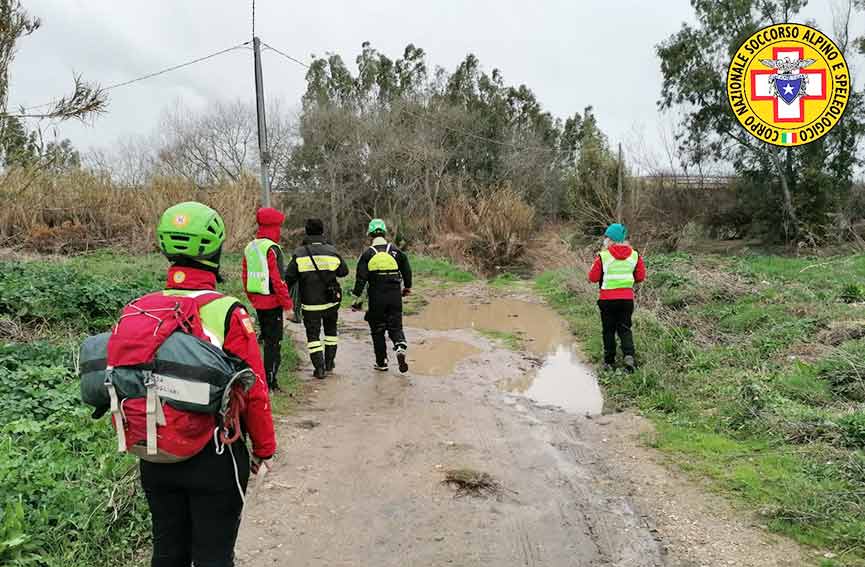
[173,214,189,228]
[172,271,187,284]
[727,23,849,147]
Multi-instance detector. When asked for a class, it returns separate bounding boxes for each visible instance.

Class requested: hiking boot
[325,360,335,373]
[623,355,636,373]
[396,350,409,374]
[374,362,389,372]
[313,367,326,379]
[269,382,281,392]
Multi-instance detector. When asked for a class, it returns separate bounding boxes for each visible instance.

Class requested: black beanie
[305,218,324,236]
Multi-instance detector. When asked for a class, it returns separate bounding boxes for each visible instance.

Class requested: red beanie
[256,207,285,226]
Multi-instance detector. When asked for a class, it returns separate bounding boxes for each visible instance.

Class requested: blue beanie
[604,223,627,243]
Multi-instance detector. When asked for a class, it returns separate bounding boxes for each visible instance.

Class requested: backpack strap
[144,370,167,456]
[305,245,330,287]
[104,367,127,452]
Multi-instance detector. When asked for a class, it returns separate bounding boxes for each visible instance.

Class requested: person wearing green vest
[242,207,294,392]
[587,223,646,372]
[351,219,413,373]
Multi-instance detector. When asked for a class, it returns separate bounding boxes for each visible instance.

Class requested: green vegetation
[0,253,298,566]
[477,329,523,351]
[538,253,865,565]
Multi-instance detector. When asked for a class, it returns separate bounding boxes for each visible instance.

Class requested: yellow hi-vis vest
[244,238,282,295]
[162,289,238,348]
[600,249,639,290]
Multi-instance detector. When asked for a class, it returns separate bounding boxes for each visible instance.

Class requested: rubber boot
[311,352,326,379]
[324,345,337,373]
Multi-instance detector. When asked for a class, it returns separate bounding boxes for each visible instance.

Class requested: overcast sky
[8,0,864,164]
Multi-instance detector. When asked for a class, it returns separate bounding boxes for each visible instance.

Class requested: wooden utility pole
[253,36,271,208]
[616,142,624,222]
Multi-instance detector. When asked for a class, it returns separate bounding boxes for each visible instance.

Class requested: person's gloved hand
[251,455,272,475]
[402,288,412,297]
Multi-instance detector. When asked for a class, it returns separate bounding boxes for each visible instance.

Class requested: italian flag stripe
[781,132,798,144]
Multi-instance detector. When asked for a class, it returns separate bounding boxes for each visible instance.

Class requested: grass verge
[537,253,865,566]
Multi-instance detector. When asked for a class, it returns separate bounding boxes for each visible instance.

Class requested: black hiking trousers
[365,296,407,365]
[302,305,339,369]
[256,307,283,389]
[598,299,635,364]
[140,440,250,567]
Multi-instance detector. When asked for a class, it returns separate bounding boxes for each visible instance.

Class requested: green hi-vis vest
[599,250,639,291]
[368,243,400,276]
[163,289,237,348]
[244,238,282,295]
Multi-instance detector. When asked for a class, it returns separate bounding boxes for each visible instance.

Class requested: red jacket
[587,244,646,300]
[242,208,293,311]
[166,266,277,459]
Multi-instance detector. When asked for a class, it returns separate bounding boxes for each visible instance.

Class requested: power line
[260,41,311,69]
[102,42,250,93]
[7,41,251,117]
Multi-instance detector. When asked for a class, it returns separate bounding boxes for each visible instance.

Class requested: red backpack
[80,291,253,463]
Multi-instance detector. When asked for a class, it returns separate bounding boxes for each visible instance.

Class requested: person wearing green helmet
[148,201,276,566]
[587,222,646,372]
[352,219,413,373]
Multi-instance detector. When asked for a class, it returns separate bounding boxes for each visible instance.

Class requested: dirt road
[236,289,811,567]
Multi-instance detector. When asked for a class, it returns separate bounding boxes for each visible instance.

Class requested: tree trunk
[769,148,799,240]
[329,171,339,241]
[425,169,436,231]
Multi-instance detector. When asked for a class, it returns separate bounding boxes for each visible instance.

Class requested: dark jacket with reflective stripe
[284,237,349,309]
[353,239,412,304]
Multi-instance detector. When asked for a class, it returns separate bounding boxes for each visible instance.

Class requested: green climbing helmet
[156,202,225,267]
[368,218,387,236]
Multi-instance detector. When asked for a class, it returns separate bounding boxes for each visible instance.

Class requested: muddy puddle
[409,339,481,376]
[407,297,603,414]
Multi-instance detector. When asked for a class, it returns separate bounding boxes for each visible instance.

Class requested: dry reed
[0,168,273,253]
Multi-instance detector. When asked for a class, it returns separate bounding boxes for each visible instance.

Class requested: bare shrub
[0,168,271,253]
[436,185,536,271]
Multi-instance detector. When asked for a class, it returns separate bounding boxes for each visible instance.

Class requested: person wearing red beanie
[242,207,294,391]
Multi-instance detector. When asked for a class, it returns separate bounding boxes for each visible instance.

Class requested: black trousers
[598,299,635,364]
[140,440,250,567]
[256,308,283,388]
[302,305,339,368]
[365,297,407,365]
